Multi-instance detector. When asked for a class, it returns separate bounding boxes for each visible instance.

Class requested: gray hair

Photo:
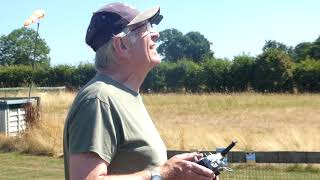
[94,29,139,72]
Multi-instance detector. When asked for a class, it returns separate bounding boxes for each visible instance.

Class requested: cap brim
[127,5,160,27]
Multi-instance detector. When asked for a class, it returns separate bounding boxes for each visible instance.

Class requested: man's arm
[70,152,150,180]
[69,152,218,180]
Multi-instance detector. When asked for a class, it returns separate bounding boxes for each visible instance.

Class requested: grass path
[0,152,319,179]
[0,152,64,180]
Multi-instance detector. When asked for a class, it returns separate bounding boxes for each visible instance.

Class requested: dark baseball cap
[85,3,163,52]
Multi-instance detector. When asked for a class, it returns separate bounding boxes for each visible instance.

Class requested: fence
[167,150,320,179]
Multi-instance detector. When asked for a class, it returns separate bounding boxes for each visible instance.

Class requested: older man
[63,2,218,180]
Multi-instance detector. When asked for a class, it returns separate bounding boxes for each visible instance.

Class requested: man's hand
[157,152,218,180]
[69,152,219,180]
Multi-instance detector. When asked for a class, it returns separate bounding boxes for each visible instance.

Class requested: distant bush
[293,58,320,92]
[142,62,172,92]
[229,54,255,92]
[1,57,320,93]
[203,58,231,92]
[0,65,33,87]
[0,63,96,89]
[252,49,293,92]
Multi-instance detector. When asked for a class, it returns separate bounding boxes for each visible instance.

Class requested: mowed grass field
[1,91,320,179]
[0,152,319,180]
[0,152,64,180]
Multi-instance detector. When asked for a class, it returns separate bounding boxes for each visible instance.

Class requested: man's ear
[120,39,127,50]
[113,37,128,55]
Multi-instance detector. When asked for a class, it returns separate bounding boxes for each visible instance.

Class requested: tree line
[0,28,319,93]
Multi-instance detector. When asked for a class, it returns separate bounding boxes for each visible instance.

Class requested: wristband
[150,168,163,180]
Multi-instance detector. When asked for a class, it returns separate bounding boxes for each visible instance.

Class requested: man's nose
[150,31,160,41]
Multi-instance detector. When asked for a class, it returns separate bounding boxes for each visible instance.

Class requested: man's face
[127,22,161,69]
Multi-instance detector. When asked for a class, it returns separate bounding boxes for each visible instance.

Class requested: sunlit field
[1,90,320,156]
[144,93,320,152]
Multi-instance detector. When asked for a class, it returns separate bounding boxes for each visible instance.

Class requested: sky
[1,0,320,66]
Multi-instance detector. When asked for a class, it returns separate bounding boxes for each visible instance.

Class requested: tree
[294,42,313,62]
[230,53,255,91]
[262,40,294,58]
[157,29,186,62]
[0,65,33,87]
[309,37,320,60]
[293,58,320,92]
[48,65,76,88]
[184,32,213,62]
[0,27,50,66]
[293,36,320,62]
[252,49,293,92]
[142,63,168,92]
[177,59,204,92]
[158,29,213,63]
[203,58,231,92]
[164,62,185,91]
[72,63,96,88]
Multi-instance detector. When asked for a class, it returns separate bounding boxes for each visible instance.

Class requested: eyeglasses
[121,22,156,37]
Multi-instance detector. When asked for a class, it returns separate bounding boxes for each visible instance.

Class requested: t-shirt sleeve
[68,98,121,163]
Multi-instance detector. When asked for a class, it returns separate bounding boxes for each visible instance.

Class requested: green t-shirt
[63,73,167,179]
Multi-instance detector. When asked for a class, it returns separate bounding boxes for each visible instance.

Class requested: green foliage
[203,58,232,92]
[230,53,255,91]
[164,60,206,92]
[164,62,184,92]
[143,60,205,92]
[176,59,204,92]
[1,27,320,93]
[263,40,293,54]
[294,42,313,62]
[309,39,320,60]
[142,62,172,92]
[72,63,96,88]
[293,58,320,92]
[48,63,96,89]
[0,28,50,66]
[32,65,51,87]
[294,36,320,62]
[158,29,213,62]
[252,49,293,92]
[157,29,186,61]
[48,65,76,88]
[184,32,213,62]
[0,65,33,87]
[0,63,96,88]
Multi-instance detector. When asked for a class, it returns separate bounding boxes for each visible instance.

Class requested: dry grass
[1,91,320,156]
[143,93,320,151]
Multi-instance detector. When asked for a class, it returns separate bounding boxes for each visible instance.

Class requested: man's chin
[148,59,161,69]
[153,58,162,65]
[150,54,161,63]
